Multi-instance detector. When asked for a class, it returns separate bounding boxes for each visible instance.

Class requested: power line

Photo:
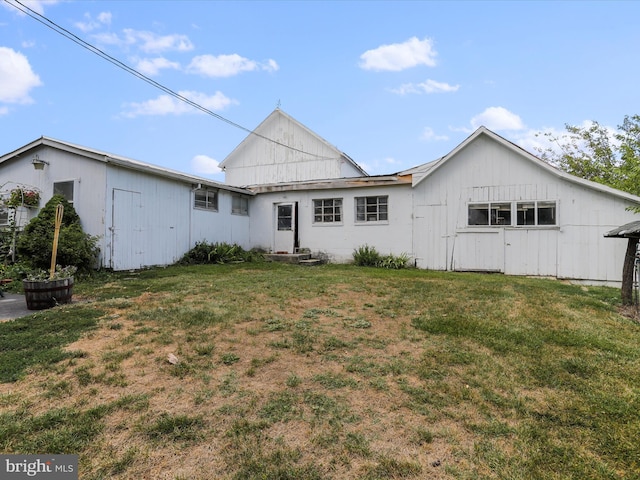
[5,0,339,160]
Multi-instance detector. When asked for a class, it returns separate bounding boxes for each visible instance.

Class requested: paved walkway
[0,293,35,321]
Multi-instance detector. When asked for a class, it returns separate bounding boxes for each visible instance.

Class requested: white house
[0,137,253,270]
[1,109,639,285]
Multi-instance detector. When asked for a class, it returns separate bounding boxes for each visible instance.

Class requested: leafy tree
[16,195,99,273]
[536,115,640,196]
[537,115,640,305]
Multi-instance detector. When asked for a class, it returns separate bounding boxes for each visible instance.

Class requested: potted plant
[8,187,40,208]
[22,265,76,310]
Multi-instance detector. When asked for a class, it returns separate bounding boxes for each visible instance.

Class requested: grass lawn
[0,263,639,479]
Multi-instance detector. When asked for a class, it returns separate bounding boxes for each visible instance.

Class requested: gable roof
[219,108,368,176]
[0,136,253,195]
[411,126,640,205]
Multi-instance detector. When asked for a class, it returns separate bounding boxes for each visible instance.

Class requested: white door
[453,230,504,272]
[111,188,143,270]
[273,203,296,253]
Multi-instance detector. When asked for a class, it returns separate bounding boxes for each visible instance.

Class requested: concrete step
[299,258,323,266]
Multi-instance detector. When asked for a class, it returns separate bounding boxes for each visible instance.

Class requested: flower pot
[23,277,74,310]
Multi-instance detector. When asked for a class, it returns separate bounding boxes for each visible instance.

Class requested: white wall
[106,166,251,269]
[249,185,414,263]
[0,145,108,261]
[412,134,639,283]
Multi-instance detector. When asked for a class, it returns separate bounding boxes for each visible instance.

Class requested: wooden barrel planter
[23,277,74,310]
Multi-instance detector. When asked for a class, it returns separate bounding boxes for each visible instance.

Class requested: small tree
[537,115,640,305]
[16,195,99,273]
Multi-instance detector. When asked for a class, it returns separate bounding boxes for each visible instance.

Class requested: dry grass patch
[0,263,638,479]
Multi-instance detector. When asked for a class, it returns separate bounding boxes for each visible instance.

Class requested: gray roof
[604,220,640,238]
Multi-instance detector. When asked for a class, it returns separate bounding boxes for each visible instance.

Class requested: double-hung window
[232,195,249,216]
[194,188,218,211]
[313,198,342,223]
[355,196,388,222]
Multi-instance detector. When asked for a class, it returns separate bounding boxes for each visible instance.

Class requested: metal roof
[604,220,640,238]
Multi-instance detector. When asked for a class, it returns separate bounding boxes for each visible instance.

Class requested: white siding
[223,110,364,186]
[412,134,639,283]
[250,185,414,263]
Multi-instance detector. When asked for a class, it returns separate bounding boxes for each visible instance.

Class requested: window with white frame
[468,202,512,226]
[355,196,388,222]
[517,201,556,226]
[313,198,342,223]
[54,181,74,203]
[468,201,556,227]
[194,188,218,211]
[232,195,249,215]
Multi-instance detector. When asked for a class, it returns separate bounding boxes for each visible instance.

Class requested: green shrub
[353,245,410,269]
[178,241,263,265]
[16,195,99,273]
[353,245,382,267]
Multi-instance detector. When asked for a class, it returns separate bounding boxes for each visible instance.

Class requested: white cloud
[0,47,42,104]
[134,57,180,76]
[391,79,459,95]
[191,154,222,175]
[127,29,194,53]
[122,90,236,117]
[359,37,437,72]
[421,127,449,142]
[93,29,194,53]
[0,106,9,116]
[3,0,59,15]
[470,107,525,131]
[75,11,112,33]
[187,54,279,78]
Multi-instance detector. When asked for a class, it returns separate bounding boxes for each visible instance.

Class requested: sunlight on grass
[1,263,638,479]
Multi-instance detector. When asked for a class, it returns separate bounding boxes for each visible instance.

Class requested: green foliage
[178,241,263,265]
[536,114,640,199]
[353,245,409,269]
[16,195,99,272]
[0,306,102,383]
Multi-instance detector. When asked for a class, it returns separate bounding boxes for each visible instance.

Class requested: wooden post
[49,204,64,280]
[621,237,639,306]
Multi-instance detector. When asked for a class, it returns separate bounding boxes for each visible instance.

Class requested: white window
[468,201,557,227]
[355,196,388,222]
[232,195,249,216]
[54,181,74,203]
[468,203,512,226]
[194,189,218,211]
[517,201,556,226]
[313,198,342,223]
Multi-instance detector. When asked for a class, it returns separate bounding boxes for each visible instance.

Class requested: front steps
[264,252,324,266]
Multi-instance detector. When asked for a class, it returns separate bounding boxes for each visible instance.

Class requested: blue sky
[1,0,639,181]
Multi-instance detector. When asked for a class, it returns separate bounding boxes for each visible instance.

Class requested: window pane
[54,181,74,202]
[491,203,511,225]
[278,205,292,230]
[517,203,535,226]
[313,199,342,223]
[469,204,489,225]
[194,189,218,211]
[356,196,388,222]
[537,201,556,225]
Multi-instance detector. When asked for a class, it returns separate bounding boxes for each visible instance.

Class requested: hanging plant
[8,187,40,207]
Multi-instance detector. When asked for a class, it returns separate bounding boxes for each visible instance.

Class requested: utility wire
[6,0,339,160]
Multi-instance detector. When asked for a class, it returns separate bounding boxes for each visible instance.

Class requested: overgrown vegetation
[0,263,638,479]
[178,241,263,265]
[15,195,99,273]
[353,244,410,269]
